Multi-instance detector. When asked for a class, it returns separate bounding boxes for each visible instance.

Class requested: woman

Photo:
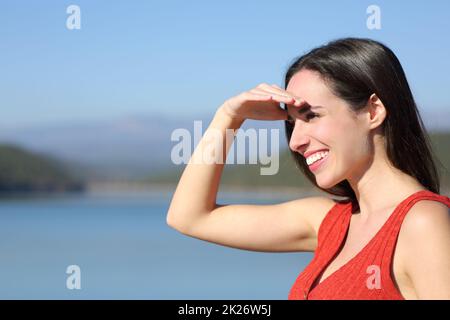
[166,38,450,300]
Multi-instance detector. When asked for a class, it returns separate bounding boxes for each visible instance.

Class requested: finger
[257,83,294,98]
[260,83,303,101]
[293,99,309,108]
[268,84,305,105]
[250,89,296,104]
[264,86,305,107]
[242,91,273,101]
[263,90,305,108]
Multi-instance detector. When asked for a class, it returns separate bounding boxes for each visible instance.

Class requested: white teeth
[306,151,329,166]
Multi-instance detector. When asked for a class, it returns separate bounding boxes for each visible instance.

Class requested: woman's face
[286,69,372,189]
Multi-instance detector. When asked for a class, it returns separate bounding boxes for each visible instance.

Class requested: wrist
[215,104,245,127]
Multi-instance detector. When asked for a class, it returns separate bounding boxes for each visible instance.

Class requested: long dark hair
[284,37,441,201]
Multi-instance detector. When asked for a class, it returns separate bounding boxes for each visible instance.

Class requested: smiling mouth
[307,152,329,172]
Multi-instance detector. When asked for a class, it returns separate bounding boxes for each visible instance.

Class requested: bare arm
[166,84,333,252]
[166,106,246,228]
[400,200,450,299]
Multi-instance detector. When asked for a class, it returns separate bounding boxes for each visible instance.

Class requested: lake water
[0,190,312,299]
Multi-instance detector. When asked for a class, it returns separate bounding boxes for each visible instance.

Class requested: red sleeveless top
[288,190,450,300]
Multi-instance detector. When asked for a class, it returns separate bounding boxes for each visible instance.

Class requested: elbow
[166,211,178,230]
[166,211,189,234]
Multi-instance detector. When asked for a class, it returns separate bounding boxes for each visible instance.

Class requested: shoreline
[85,181,450,199]
[1,181,448,201]
[85,181,327,200]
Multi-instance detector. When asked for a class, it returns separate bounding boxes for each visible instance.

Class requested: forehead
[286,69,335,102]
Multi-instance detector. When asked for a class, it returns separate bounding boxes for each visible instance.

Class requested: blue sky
[1,0,450,127]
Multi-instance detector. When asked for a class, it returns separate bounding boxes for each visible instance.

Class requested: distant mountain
[150,131,450,191]
[0,114,175,179]
[0,144,85,193]
[0,109,448,182]
[0,112,288,180]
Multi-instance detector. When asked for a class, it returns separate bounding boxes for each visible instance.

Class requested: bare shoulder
[402,200,450,233]
[396,199,450,299]
[398,199,450,249]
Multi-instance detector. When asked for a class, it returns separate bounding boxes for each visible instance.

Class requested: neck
[347,147,425,220]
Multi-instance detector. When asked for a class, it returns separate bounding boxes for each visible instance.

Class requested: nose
[288,119,310,153]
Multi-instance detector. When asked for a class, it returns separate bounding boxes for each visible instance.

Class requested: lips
[307,151,329,172]
[303,149,330,159]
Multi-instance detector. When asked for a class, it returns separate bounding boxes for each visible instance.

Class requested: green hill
[428,132,450,189]
[0,144,86,193]
[148,131,450,190]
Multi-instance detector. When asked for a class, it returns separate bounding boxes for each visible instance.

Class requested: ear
[366,93,387,129]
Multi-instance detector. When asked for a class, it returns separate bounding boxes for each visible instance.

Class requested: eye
[286,112,319,125]
[305,112,319,120]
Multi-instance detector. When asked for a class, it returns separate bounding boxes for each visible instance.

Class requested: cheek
[313,118,344,145]
[319,118,366,161]
[337,125,371,165]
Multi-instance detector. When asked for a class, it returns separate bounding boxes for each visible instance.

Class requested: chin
[315,177,335,189]
[315,172,343,190]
